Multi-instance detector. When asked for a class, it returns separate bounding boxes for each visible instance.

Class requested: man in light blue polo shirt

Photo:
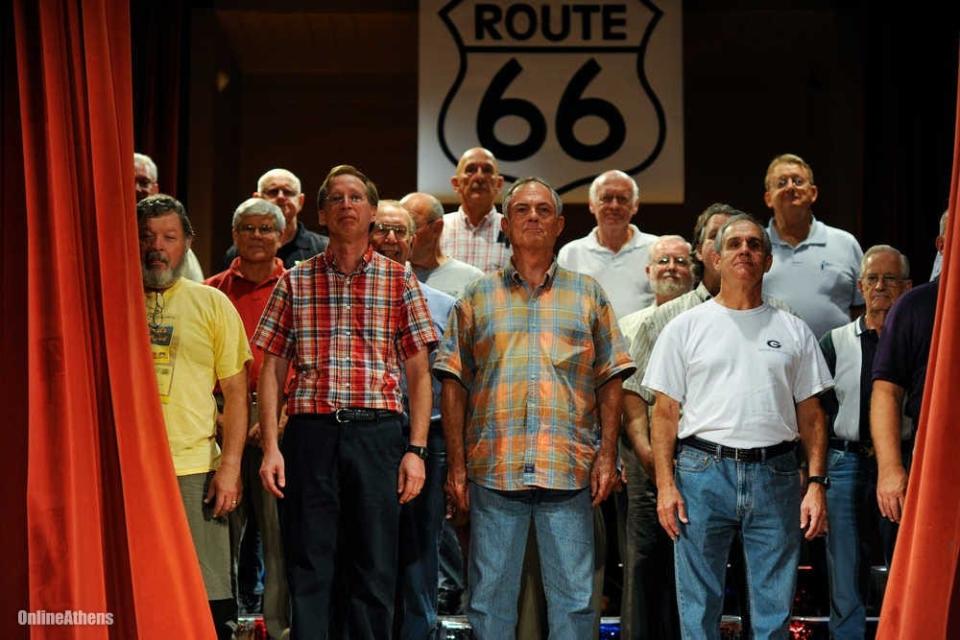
[761,153,864,340]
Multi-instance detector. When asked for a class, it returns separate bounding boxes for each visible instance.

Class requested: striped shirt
[252,246,437,415]
[439,207,512,273]
[434,261,635,491]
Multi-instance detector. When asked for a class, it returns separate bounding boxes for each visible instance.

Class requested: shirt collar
[586,224,646,253]
[320,245,373,276]
[767,215,827,247]
[228,257,286,283]
[694,281,712,301]
[854,315,869,336]
[504,259,558,291]
[457,206,498,232]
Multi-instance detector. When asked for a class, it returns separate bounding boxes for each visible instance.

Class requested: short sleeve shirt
[643,301,833,447]
[763,217,864,340]
[433,262,635,491]
[252,247,438,415]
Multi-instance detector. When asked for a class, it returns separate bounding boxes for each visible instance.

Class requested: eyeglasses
[326,193,367,206]
[135,176,156,188]
[598,194,633,206]
[862,274,903,287]
[237,224,278,236]
[371,223,409,239]
[773,175,808,189]
[262,187,299,198]
[655,256,690,266]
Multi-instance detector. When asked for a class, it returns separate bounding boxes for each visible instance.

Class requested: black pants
[280,413,404,640]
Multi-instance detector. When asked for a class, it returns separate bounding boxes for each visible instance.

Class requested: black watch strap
[807,475,831,489]
[405,444,428,460]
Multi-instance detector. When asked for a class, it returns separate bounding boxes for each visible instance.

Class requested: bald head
[402,192,446,267]
[452,147,503,218]
[254,168,305,233]
[401,192,444,225]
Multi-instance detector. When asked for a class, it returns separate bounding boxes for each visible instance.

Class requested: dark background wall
[133,1,960,279]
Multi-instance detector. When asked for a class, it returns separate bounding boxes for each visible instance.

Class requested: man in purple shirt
[871,211,947,529]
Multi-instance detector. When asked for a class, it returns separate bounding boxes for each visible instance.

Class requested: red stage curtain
[877,60,960,638]
[3,1,214,637]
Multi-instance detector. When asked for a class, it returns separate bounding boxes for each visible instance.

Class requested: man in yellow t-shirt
[139,194,252,640]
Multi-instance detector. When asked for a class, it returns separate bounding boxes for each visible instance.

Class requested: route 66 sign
[418,0,684,203]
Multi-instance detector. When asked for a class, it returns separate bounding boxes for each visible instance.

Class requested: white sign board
[418,0,684,203]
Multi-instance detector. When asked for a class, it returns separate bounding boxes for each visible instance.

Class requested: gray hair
[940,210,949,236]
[232,197,285,232]
[714,213,772,257]
[137,194,193,238]
[378,199,416,235]
[588,170,639,205]
[502,177,563,218]
[648,235,692,265]
[860,244,910,279]
[257,168,302,195]
[400,192,444,223]
[134,152,158,181]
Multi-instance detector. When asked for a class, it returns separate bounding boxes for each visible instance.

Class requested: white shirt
[557,224,658,318]
[643,300,833,448]
[413,257,483,299]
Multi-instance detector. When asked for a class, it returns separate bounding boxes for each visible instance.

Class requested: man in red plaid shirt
[253,165,437,639]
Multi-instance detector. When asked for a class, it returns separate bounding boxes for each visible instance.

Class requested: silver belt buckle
[335,408,350,423]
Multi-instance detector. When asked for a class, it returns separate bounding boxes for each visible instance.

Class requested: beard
[142,251,187,289]
[653,277,691,299]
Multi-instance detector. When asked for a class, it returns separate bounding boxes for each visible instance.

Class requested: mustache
[145,251,169,266]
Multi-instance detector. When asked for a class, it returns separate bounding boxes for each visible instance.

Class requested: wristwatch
[405,444,429,460]
[807,475,831,489]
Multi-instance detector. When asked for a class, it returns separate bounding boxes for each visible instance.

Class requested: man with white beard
[139,194,252,639]
[617,235,694,640]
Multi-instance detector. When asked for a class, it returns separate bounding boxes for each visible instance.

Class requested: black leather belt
[680,436,797,463]
[325,408,399,423]
[829,438,867,456]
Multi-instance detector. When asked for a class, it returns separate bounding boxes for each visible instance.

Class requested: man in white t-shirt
[643,214,833,639]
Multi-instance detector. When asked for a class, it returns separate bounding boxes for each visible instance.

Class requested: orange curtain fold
[876,57,960,638]
[5,1,214,637]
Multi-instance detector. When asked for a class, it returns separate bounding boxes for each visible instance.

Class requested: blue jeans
[673,446,801,640]
[825,448,868,639]
[398,424,447,639]
[468,483,595,640]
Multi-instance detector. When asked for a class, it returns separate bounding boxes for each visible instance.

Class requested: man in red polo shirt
[206,197,289,639]
[254,165,437,639]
